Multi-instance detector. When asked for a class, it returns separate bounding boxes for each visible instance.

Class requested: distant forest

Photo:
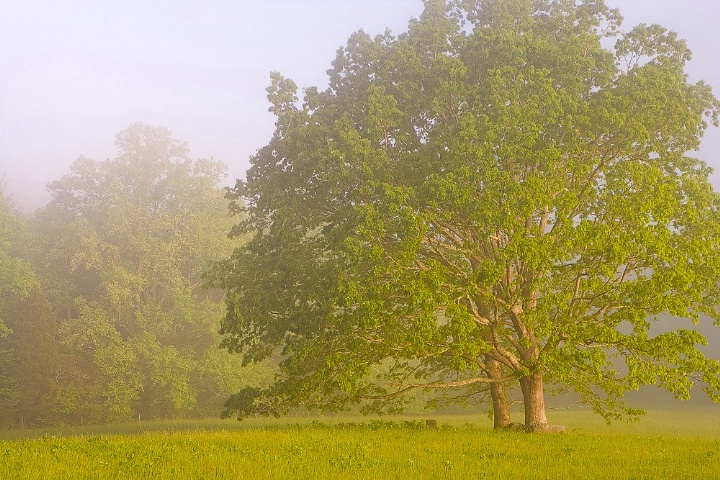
[0,123,274,428]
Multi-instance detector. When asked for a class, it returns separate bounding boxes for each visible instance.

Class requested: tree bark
[486,355,511,429]
[519,370,547,431]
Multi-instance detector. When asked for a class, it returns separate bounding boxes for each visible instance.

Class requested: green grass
[0,410,718,479]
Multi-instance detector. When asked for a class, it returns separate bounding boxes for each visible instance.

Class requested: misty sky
[2,0,719,211]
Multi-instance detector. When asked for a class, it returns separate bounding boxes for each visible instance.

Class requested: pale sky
[1,0,719,211]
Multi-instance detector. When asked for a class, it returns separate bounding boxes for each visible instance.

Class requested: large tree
[214,0,720,430]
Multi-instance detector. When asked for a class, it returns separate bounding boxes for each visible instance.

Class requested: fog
[1,0,719,211]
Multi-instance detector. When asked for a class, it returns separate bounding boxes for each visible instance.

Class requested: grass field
[0,409,718,479]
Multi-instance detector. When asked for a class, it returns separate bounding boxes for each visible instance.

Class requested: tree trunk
[519,370,547,431]
[486,355,510,429]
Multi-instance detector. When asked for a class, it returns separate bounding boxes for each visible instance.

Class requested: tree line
[0,124,273,428]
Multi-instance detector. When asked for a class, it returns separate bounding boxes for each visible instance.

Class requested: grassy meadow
[0,409,718,479]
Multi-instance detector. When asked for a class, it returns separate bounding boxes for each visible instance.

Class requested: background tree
[0,288,59,428]
[214,0,720,430]
[0,189,40,427]
[28,123,267,423]
[0,188,36,335]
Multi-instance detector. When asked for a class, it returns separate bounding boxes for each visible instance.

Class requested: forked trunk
[519,370,547,431]
[486,355,510,429]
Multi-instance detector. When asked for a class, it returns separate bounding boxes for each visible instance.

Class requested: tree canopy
[214,0,720,430]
